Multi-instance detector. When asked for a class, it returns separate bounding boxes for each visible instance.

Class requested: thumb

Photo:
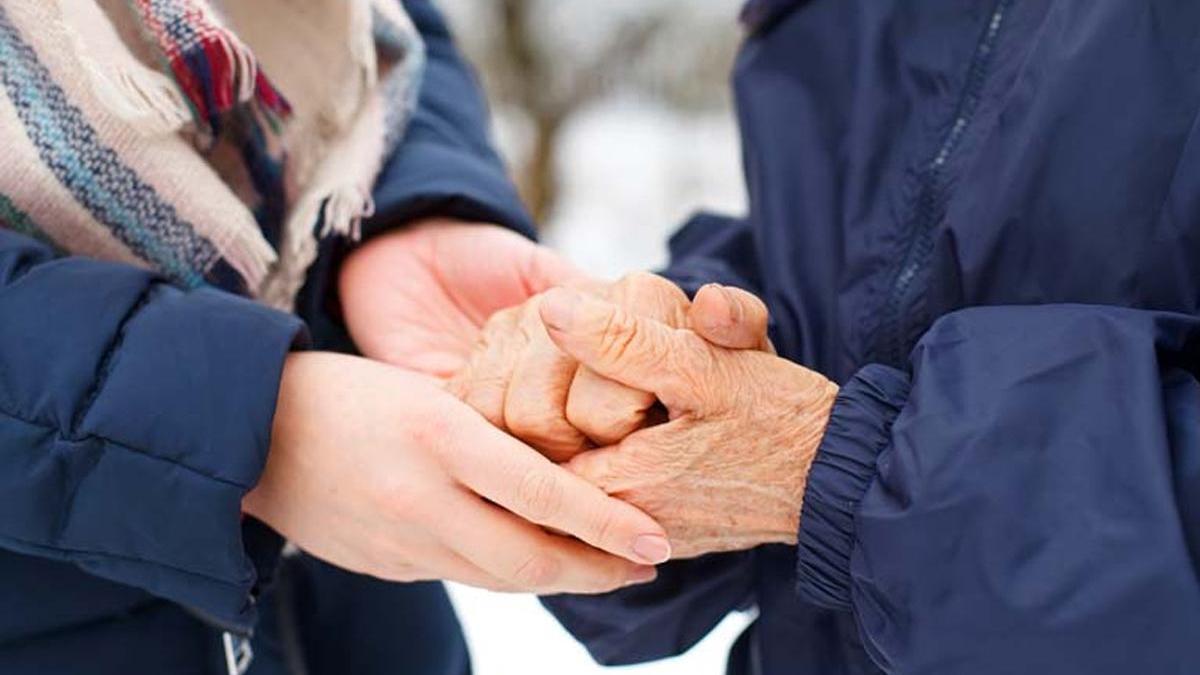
[690,284,774,352]
[539,287,701,409]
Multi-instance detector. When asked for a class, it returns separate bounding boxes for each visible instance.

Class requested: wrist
[243,352,314,522]
[773,375,840,545]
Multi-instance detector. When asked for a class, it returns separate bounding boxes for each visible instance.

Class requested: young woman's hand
[339,219,583,378]
[243,352,672,593]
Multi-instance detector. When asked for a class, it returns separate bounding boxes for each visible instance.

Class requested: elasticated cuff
[795,364,911,610]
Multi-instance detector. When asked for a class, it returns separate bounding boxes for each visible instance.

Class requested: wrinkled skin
[538,288,839,559]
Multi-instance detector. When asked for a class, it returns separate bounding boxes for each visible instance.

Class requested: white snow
[448,585,753,675]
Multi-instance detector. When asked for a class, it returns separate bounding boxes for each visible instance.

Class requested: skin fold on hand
[535,287,839,559]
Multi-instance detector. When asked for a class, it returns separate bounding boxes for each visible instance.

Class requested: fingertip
[691,284,770,349]
[626,565,659,586]
[632,534,672,565]
[692,284,736,331]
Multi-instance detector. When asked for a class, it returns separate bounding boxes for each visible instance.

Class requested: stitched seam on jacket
[0,407,250,490]
[68,284,156,437]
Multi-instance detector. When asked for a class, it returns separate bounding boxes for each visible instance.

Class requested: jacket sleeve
[0,229,307,633]
[659,212,762,297]
[541,553,755,666]
[797,304,1200,674]
[367,0,535,239]
[540,212,763,666]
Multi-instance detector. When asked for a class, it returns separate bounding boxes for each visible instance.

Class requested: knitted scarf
[0,0,424,310]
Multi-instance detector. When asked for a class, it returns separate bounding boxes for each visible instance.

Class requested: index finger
[441,491,657,594]
[538,287,706,408]
[447,426,673,567]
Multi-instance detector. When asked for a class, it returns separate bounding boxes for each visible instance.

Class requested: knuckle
[618,270,658,292]
[505,398,551,434]
[462,384,506,428]
[515,469,565,523]
[619,272,689,322]
[598,311,641,363]
[505,402,578,452]
[512,552,561,589]
[381,485,421,523]
[589,507,620,546]
[568,395,646,438]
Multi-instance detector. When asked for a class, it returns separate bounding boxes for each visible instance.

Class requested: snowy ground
[449,98,751,674]
[448,586,753,675]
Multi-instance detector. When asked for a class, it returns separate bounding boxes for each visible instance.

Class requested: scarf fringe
[257,184,373,311]
[58,1,194,137]
[189,23,292,137]
[219,221,278,293]
[320,186,373,241]
[109,65,193,134]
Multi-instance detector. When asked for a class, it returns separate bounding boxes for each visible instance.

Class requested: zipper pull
[222,631,254,675]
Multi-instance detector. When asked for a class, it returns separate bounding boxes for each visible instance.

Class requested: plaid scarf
[0,0,424,310]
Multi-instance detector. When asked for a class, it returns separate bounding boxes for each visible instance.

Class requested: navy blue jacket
[545,2,1200,673]
[0,1,531,673]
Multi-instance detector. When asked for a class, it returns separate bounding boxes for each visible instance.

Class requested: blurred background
[435,1,752,673]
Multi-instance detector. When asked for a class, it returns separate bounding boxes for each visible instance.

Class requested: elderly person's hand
[536,287,839,559]
[446,274,773,461]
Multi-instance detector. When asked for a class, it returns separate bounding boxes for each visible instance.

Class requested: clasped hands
[245,221,838,597]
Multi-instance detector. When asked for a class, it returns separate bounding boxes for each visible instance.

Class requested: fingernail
[718,285,744,325]
[627,566,658,586]
[539,288,578,331]
[632,534,672,565]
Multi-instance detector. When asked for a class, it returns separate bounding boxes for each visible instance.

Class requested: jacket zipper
[182,604,256,675]
[875,0,1012,365]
